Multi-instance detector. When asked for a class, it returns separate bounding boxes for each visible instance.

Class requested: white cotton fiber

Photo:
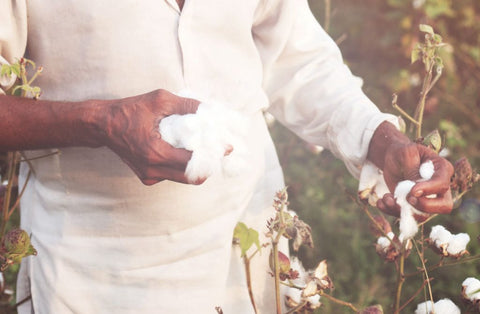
[285,287,302,304]
[429,225,470,256]
[446,233,470,255]
[307,294,321,307]
[415,301,433,314]
[395,180,419,240]
[159,97,249,183]
[463,277,480,301]
[432,299,461,314]
[415,299,460,314]
[395,161,436,241]
[419,160,435,180]
[429,225,452,247]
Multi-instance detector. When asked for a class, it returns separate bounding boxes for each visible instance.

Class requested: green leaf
[419,24,434,35]
[411,48,421,64]
[233,222,260,257]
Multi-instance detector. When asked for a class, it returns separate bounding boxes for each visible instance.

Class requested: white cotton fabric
[1,0,397,313]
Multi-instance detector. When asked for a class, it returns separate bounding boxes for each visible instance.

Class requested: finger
[411,158,453,197]
[377,194,401,217]
[141,165,206,185]
[160,145,193,171]
[410,190,453,214]
[177,97,200,115]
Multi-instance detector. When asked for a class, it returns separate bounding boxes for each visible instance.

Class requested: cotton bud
[2,229,37,269]
[269,250,290,275]
[451,157,478,193]
[422,129,442,153]
[359,304,384,314]
[4,229,33,254]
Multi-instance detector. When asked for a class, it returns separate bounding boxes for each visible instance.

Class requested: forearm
[0,95,105,152]
[367,121,410,171]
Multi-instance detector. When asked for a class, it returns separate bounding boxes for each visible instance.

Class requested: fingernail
[413,190,423,197]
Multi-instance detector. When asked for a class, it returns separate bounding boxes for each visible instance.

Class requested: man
[1,0,452,313]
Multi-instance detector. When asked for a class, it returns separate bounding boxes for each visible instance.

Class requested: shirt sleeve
[252,0,398,178]
[0,1,28,94]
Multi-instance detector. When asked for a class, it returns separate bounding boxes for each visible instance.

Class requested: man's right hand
[0,89,202,185]
[94,90,202,185]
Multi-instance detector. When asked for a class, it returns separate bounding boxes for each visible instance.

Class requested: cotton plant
[356,24,480,314]
[233,189,384,314]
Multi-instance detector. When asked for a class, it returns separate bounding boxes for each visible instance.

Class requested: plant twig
[243,255,258,314]
[397,278,434,313]
[319,291,358,312]
[394,251,406,313]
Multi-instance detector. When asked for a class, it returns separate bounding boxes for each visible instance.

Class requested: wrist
[78,99,110,148]
[367,121,411,170]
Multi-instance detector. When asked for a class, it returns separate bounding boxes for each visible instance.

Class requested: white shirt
[1,0,397,313]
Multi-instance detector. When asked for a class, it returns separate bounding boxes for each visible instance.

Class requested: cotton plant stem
[392,94,419,127]
[413,240,434,307]
[243,256,258,314]
[414,61,434,138]
[394,251,406,313]
[397,278,433,313]
[319,291,359,312]
[0,152,19,242]
[7,170,31,219]
[323,0,331,32]
[273,229,285,314]
[285,301,307,314]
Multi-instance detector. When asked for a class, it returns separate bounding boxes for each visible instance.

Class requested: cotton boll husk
[463,277,480,300]
[419,160,435,180]
[432,298,461,314]
[446,233,470,255]
[415,301,433,314]
[429,225,452,247]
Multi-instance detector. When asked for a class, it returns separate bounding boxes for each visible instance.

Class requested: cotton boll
[377,236,391,252]
[432,299,460,314]
[429,225,452,247]
[463,277,480,301]
[307,294,321,308]
[415,301,433,314]
[419,160,434,180]
[415,299,460,314]
[446,233,470,255]
[290,257,308,288]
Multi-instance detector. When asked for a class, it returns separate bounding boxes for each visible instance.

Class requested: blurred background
[268,0,479,312]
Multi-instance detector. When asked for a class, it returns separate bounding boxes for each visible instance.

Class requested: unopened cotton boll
[463,277,480,301]
[159,97,249,183]
[446,233,470,255]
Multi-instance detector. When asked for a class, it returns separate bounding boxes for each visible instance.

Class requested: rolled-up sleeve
[253,0,398,178]
[0,0,27,94]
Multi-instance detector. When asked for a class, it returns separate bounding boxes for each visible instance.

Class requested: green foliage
[233,222,260,257]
